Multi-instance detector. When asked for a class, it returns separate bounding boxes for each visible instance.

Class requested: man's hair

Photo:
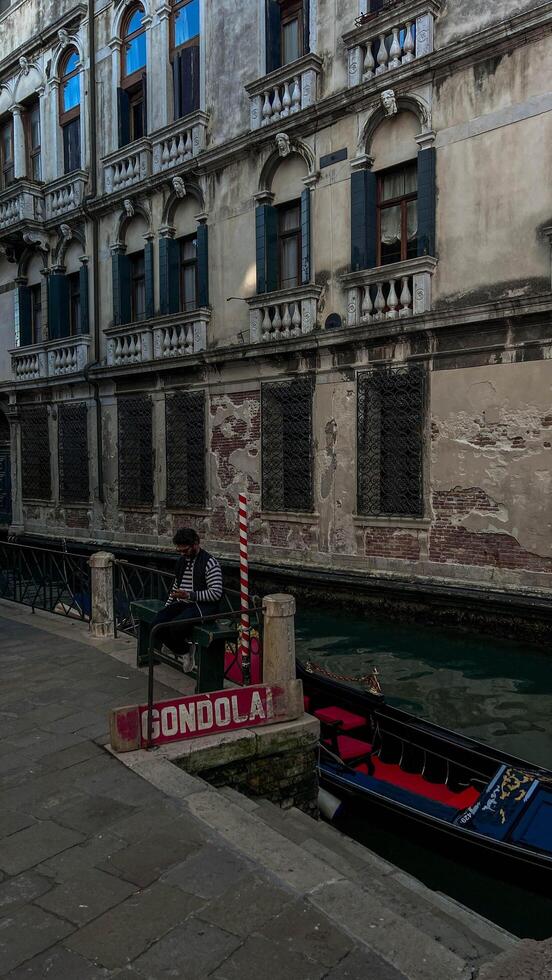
[173,528,200,546]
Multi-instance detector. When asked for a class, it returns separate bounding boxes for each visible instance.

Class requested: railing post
[261,593,296,685]
[89,551,115,638]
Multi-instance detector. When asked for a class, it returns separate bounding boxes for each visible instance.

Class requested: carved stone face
[381,89,397,116]
[275,132,291,157]
[172,176,186,199]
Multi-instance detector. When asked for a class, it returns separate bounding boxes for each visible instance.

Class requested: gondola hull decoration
[298,659,552,872]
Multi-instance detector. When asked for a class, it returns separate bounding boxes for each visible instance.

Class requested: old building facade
[0,0,551,594]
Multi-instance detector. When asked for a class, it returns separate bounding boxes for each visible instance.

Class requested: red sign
[139,685,278,747]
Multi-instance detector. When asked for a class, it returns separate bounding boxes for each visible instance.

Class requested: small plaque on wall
[320,149,348,169]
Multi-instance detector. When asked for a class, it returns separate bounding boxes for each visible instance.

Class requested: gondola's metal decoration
[118,394,153,506]
[262,377,313,512]
[357,364,425,517]
[304,660,383,697]
[58,402,89,503]
[21,404,51,500]
[165,390,205,508]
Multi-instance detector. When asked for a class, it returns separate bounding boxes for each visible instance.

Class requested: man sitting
[151,528,223,657]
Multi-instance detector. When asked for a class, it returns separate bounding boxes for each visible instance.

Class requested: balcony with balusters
[248,285,322,343]
[340,257,436,328]
[343,0,442,88]
[10,335,91,383]
[44,171,88,221]
[246,54,323,131]
[105,309,210,368]
[0,181,43,236]
[151,112,208,175]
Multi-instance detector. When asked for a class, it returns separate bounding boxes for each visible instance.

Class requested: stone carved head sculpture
[123,198,135,218]
[19,57,31,76]
[381,89,398,117]
[172,175,186,199]
[275,132,291,158]
[60,223,72,242]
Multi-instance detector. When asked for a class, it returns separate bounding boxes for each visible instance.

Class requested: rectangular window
[118,394,153,506]
[30,284,41,344]
[278,201,301,290]
[21,405,51,501]
[173,0,199,49]
[130,251,146,321]
[280,0,302,65]
[166,390,206,508]
[172,0,200,119]
[0,116,14,188]
[357,365,425,517]
[26,100,41,181]
[128,86,145,141]
[63,117,81,173]
[68,272,81,335]
[179,234,197,311]
[58,402,89,503]
[377,162,417,266]
[262,377,313,512]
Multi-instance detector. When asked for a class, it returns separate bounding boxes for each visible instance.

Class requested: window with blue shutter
[159,236,180,315]
[197,224,209,307]
[172,0,200,119]
[144,241,154,319]
[48,273,70,339]
[256,204,278,294]
[351,169,377,271]
[79,262,89,334]
[417,148,436,257]
[112,252,131,325]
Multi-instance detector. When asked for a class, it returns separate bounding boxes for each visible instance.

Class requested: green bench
[130,592,250,694]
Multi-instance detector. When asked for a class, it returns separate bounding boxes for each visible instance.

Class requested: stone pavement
[0,599,546,979]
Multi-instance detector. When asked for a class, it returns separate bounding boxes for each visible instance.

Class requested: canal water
[295,607,552,939]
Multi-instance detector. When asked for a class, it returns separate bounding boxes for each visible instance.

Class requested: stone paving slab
[0,603,528,979]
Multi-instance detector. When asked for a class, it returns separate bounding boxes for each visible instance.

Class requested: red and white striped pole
[238,493,250,685]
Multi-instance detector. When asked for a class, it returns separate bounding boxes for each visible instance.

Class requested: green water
[296,607,552,939]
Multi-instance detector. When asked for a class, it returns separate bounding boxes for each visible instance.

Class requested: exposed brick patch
[123,512,156,535]
[65,510,90,529]
[430,489,552,572]
[363,527,421,561]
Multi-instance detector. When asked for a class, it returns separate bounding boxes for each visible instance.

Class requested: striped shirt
[167,553,223,606]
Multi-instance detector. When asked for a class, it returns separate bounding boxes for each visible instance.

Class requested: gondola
[297,659,552,875]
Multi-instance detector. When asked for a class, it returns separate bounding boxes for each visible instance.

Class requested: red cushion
[356,757,480,810]
[315,705,366,731]
[324,734,372,761]
[303,696,311,713]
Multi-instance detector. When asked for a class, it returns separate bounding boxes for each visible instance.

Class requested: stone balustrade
[103,139,151,195]
[152,113,208,174]
[341,257,437,327]
[246,54,323,130]
[248,285,322,343]
[44,171,88,220]
[344,2,441,87]
[0,181,43,233]
[11,335,91,383]
[105,311,210,367]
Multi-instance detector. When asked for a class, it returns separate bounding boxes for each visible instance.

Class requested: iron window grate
[21,405,51,501]
[262,376,313,513]
[118,394,153,506]
[165,390,206,509]
[58,402,89,503]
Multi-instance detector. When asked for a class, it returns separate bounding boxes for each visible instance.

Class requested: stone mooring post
[89,551,115,638]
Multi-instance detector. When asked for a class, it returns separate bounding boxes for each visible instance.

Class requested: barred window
[357,365,425,517]
[58,403,89,503]
[166,390,205,508]
[21,405,51,500]
[262,377,313,513]
[118,394,153,506]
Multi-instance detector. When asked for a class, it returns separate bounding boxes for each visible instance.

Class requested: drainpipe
[84,0,104,503]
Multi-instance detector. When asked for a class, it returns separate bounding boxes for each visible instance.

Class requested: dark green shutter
[112,252,131,325]
[159,237,180,315]
[117,88,130,148]
[197,224,209,307]
[351,170,377,271]
[302,0,310,53]
[48,273,70,339]
[18,285,32,346]
[266,0,281,72]
[300,189,311,284]
[181,43,200,116]
[417,147,436,257]
[255,204,278,294]
[144,241,154,319]
[141,73,148,136]
[173,55,182,120]
[79,264,89,334]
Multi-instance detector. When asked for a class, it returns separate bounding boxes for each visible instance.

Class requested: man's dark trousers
[151,601,219,654]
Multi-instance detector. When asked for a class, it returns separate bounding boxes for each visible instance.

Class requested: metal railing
[113,558,175,636]
[0,540,91,621]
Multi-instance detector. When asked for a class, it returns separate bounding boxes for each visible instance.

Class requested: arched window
[59,48,81,173]
[171,0,199,119]
[119,4,147,145]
